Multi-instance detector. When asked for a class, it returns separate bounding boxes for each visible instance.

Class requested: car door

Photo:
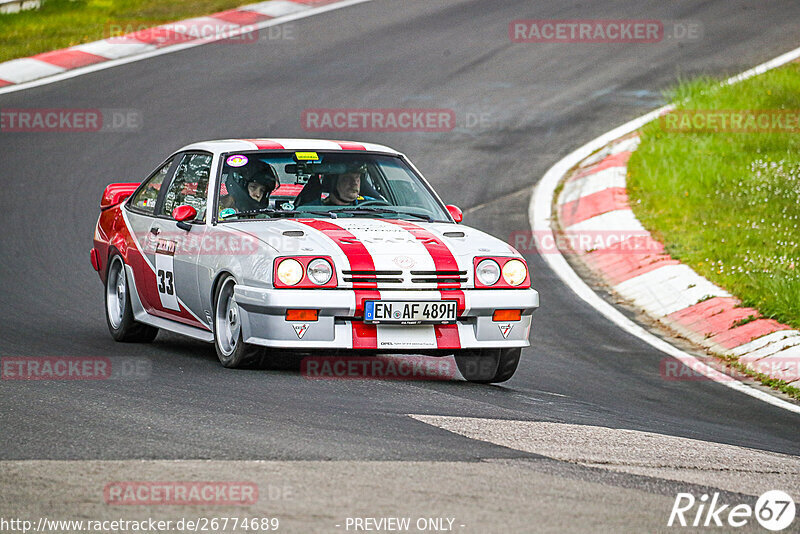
[147,152,213,326]
[124,156,179,315]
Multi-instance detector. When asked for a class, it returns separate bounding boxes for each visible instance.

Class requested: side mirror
[446,204,463,223]
[172,205,197,231]
[100,182,140,210]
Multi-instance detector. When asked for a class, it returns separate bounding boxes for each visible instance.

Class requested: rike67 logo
[669,490,795,531]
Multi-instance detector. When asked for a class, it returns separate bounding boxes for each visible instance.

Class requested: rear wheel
[105,254,158,342]
[454,347,521,383]
[213,275,264,368]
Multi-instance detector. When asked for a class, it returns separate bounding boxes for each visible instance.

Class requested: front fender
[196,227,278,319]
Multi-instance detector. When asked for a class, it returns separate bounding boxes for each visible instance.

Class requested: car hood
[222,218,521,288]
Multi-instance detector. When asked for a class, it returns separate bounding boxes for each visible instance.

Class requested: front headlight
[502,259,527,286]
[277,258,304,286]
[476,259,501,286]
[307,258,333,285]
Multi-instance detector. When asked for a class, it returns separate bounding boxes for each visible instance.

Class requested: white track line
[529,45,800,415]
[0,0,377,96]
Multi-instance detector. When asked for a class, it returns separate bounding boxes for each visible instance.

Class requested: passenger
[219,161,279,214]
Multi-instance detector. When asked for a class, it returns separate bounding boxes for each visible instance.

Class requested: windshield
[216,151,450,222]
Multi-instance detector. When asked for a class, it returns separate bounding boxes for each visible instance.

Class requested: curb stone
[0,0,340,87]
[554,134,799,386]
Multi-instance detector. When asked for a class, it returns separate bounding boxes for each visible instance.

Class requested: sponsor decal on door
[155,239,180,311]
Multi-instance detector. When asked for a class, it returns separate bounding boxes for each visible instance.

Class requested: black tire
[105,253,159,342]
[454,347,521,383]
[213,274,264,368]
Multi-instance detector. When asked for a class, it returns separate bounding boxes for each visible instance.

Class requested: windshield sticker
[226,155,248,167]
[219,208,236,219]
[294,152,320,161]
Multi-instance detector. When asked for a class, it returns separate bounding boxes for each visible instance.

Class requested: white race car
[92,139,539,382]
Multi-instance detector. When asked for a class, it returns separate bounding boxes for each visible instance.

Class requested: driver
[308,167,374,206]
[219,161,279,214]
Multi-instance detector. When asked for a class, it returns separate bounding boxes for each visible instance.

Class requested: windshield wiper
[221,206,433,222]
[221,207,334,220]
[334,207,434,222]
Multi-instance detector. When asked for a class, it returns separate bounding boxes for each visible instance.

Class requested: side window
[159,153,212,221]
[129,158,174,215]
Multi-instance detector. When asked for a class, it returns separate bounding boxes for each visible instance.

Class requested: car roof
[176,138,402,156]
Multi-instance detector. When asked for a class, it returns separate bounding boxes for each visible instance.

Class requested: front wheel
[105,254,158,342]
[213,275,263,368]
[454,347,521,383]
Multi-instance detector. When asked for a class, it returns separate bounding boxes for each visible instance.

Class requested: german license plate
[364,300,457,325]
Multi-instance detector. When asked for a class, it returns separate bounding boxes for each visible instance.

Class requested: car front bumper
[233,286,539,351]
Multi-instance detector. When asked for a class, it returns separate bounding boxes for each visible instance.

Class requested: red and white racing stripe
[384,220,465,350]
[293,219,380,349]
[243,139,285,150]
[242,139,368,151]
[335,141,366,151]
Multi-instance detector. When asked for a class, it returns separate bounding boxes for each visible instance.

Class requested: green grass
[719,352,800,400]
[0,0,259,63]
[628,63,800,330]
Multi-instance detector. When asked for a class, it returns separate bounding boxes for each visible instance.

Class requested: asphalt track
[2,0,800,531]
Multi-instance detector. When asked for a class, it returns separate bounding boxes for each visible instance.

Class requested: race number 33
[154,239,180,311]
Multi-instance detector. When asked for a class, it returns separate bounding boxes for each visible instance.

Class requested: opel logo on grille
[393,256,416,268]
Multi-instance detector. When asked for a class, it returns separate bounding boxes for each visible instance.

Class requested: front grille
[343,270,404,284]
[341,269,468,287]
[410,270,468,285]
[345,270,403,275]
[344,277,405,283]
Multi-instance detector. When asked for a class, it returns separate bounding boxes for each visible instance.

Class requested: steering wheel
[356,199,392,207]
